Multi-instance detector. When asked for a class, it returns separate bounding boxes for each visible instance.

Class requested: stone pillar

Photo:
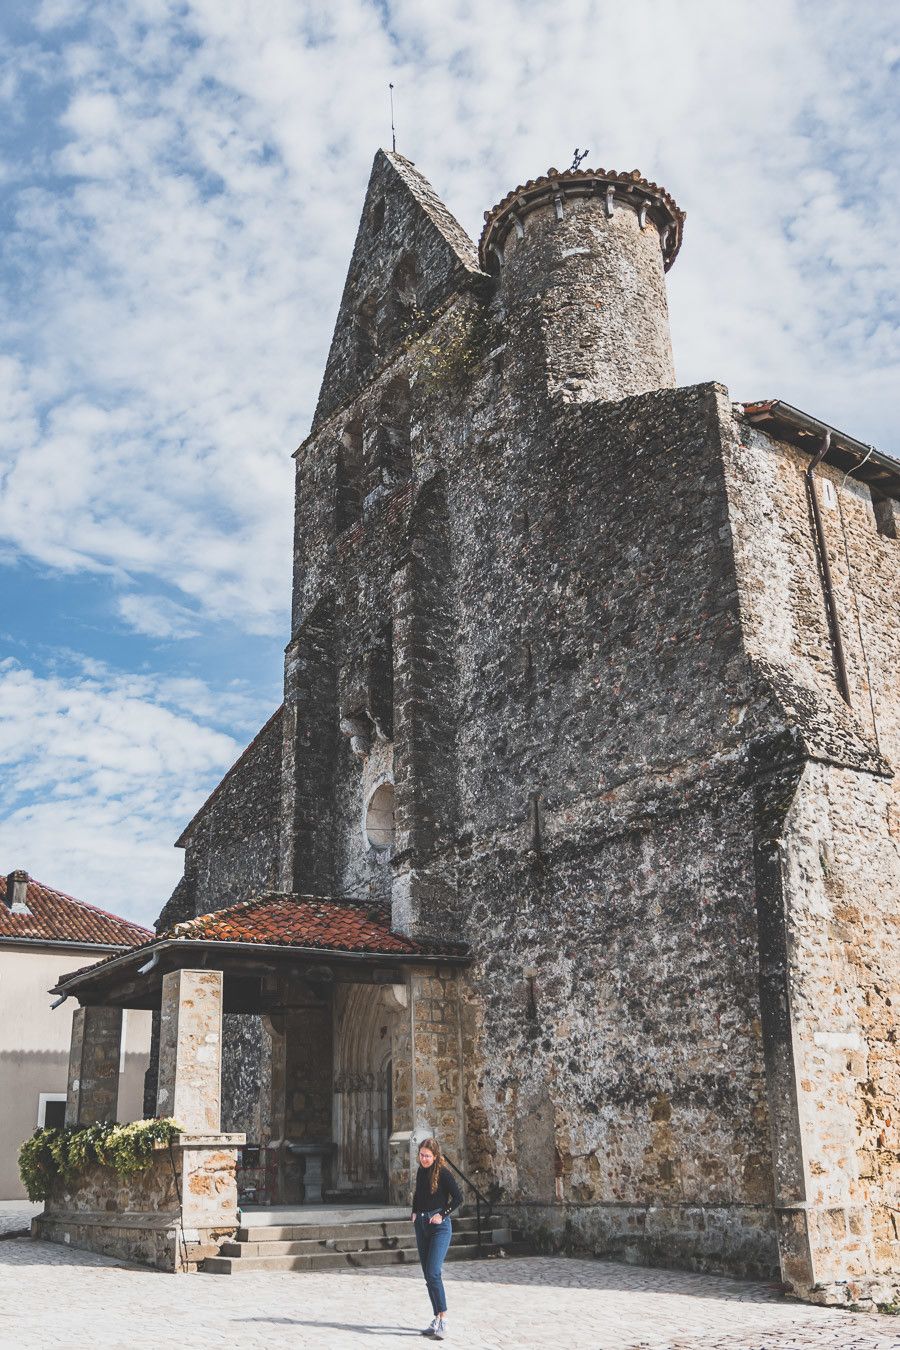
[388,971,465,1203]
[65,1005,123,1126]
[156,969,222,1133]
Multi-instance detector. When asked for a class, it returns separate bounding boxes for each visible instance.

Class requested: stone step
[219,1228,512,1259]
[202,1235,529,1275]
[235,1214,487,1244]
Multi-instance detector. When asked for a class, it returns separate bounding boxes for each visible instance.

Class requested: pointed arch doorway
[332,983,394,1198]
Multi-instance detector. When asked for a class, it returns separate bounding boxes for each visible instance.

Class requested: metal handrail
[443,1154,492,1256]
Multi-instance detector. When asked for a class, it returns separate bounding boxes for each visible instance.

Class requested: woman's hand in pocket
[429,1214,443,1225]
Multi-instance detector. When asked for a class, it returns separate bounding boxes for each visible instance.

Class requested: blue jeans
[414,1210,452,1315]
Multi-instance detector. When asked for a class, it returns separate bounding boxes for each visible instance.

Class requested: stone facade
[150,150,899,1304]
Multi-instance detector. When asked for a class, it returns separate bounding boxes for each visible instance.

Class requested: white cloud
[117,592,201,639]
[0,0,897,920]
[0,0,896,643]
[0,655,270,926]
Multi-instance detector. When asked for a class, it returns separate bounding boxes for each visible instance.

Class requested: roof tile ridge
[21,877,152,935]
[482,165,684,222]
[61,892,153,935]
[169,890,278,936]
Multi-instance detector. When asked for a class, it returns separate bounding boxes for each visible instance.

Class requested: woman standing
[410,1136,463,1339]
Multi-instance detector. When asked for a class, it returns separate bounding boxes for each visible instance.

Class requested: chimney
[5,869,31,914]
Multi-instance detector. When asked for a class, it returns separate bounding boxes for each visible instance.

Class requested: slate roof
[0,874,153,949]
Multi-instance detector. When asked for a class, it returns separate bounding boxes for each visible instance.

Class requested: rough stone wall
[439,380,784,1276]
[457,801,778,1274]
[386,971,465,1206]
[156,969,222,1134]
[266,995,333,1202]
[65,1006,122,1126]
[410,972,465,1165]
[496,193,675,403]
[283,1004,333,1143]
[282,608,339,895]
[312,149,480,428]
[722,411,900,1302]
[35,1138,240,1271]
[220,1014,266,1140]
[178,706,284,917]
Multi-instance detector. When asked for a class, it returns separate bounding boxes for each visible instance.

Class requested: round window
[365,782,396,852]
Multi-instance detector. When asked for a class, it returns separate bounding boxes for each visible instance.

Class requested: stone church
[53,150,899,1303]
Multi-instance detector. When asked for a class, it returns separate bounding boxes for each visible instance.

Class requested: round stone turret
[480,166,685,404]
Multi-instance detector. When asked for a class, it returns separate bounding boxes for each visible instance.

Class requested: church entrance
[332,983,394,1198]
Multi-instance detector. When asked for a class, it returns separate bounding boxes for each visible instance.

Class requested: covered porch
[37,893,469,1270]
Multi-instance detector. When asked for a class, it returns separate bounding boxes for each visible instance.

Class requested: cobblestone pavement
[1,1238,898,1350]
[0,1201,41,1237]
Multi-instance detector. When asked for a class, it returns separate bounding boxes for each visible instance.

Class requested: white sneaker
[433,1320,447,1341]
[421,1317,439,1337]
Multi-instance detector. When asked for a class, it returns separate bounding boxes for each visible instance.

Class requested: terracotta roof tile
[0,873,153,949]
[54,893,467,992]
[161,893,464,957]
[479,165,685,271]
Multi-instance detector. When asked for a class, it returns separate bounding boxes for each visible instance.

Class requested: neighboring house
[0,869,153,1198]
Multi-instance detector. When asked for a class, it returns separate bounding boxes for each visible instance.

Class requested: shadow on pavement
[1,1237,806,1317]
[235,1316,419,1336]
[354,1254,794,1304]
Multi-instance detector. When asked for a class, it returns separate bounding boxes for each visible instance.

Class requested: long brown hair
[419,1136,445,1194]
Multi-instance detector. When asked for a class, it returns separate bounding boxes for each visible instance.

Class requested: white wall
[0,945,152,1199]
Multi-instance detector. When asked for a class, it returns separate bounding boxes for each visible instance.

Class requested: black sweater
[411,1164,463,1218]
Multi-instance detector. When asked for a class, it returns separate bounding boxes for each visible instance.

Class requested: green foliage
[17,1130,58,1201]
[18,1118,183,1201]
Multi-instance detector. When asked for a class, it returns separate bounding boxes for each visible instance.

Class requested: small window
[370,198,386,234]
[355,294,379,372]
[38,1094,67,1129]
[365,782,396,853]
[871,491,899,540]
[378,254,419,350]
[336,418,364,531]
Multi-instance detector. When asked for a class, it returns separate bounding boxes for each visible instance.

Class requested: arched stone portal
[332,983,395,1197]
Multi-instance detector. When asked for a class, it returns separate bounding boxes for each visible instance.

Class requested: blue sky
[1,0,899,927]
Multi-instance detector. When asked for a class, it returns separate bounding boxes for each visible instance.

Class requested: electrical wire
[167,1138,190,1272]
